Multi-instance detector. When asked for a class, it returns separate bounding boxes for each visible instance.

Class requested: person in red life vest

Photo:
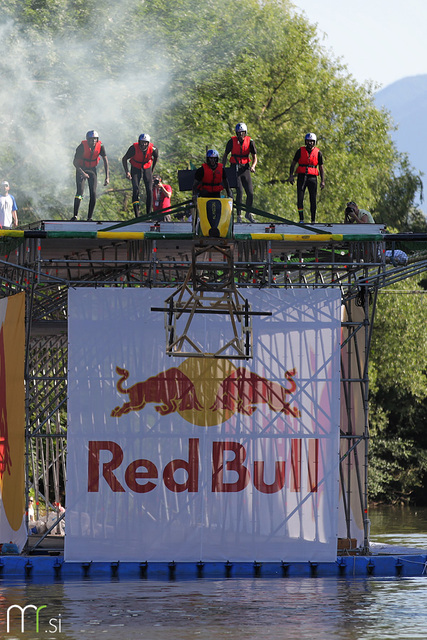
[192,149,232,199]
[122,133,159,217]
[222,122,257,223]
[152,174,172,221]
[71,130,109,221]
[288,132,325,224]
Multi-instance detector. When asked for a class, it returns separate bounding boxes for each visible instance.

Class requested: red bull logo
[111,359,300,425]
[88,437,319,495]
[111,366,203,418]
[89,361,313,496]
[210,367,300,417]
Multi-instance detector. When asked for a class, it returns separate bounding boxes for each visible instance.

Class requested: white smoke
[0,8,170,220]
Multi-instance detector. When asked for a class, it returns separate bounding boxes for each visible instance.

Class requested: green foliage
[374,155,425,230]
[369,277,427,504]
[369,435,427,505]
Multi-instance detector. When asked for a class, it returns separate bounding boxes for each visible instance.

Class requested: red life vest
[130,142,154,169]
[79,140,102,168]
[230,136,251,165]
[296,146,320,175]
[199,163,224,194]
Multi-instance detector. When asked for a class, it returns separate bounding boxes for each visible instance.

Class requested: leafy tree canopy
[0,0,423,226]
[369,276,427,504]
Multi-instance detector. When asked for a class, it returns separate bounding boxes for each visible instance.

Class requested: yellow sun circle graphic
[177,357,237,426]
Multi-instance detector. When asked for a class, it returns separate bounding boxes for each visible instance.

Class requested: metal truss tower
[1,219,426,552]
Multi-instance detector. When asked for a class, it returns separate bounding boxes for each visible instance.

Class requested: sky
[291,0,427,89]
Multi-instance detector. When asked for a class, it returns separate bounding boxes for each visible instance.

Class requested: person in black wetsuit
[122,133,159,217]
[222,122,257,223]
[71,130,109,221]
[288,132,325,224]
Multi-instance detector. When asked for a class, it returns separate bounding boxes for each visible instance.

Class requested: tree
[368,276,427,504]
[1,0,421,225]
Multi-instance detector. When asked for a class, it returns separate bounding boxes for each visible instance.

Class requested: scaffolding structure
[1,219,427,552]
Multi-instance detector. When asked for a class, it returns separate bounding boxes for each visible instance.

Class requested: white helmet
[305,132,317,143]
[235,122,247,134]
[206,149,219,159]
[86,130,99,140]
[138,133,150,142]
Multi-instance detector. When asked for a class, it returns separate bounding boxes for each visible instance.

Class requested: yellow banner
[0,293,26,536]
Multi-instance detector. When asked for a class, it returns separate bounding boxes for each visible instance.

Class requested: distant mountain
[375,75,427,213]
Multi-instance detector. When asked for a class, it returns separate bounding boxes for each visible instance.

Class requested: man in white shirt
[0,181,18,228]
[344,201,374,224]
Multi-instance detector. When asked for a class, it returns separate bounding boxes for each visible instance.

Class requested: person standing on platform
[152,175,173,221]
[344,201,375,224]
[222,122,257,223]
[288,132,325,224]
[0,181,18,228]
[122,133,159,217]
[71,130,109,221]
[193,149,232,199]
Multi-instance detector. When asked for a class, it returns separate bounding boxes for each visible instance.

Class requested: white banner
[66,288,341,562]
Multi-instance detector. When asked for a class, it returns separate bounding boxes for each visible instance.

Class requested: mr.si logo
[6,603,62,634]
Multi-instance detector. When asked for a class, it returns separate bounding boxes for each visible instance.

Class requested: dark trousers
[234,165,254,216]
[131,166,153,216]
[297,174,318,221]
[74,168,98,219]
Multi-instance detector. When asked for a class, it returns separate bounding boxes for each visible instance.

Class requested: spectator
[344,201,375,224]
[384,249,408,265]
[28,497,35,522]
[71,130,109,221]
[153,175,172,221]
[122,133,158,217]
[222,122,257,223]
[288,132,325,223]
[0,181,18,228]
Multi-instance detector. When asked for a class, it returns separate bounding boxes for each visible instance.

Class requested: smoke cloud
[0,6,170,220]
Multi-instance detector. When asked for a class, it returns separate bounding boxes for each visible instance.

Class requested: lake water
[2,506,427,640]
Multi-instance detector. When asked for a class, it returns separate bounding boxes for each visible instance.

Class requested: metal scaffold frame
[1,220,426,552]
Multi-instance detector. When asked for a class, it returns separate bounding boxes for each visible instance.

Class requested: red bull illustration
[210,367,300,417]
[111,366,204,417]
[111,362,300,423]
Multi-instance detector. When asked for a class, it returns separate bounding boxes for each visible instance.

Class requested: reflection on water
[370,505,427,549]
[2,577,427,640]
[0,506,426,640]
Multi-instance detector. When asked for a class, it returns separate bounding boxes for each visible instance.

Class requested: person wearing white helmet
[71,130,109,221]
[192,149,232,198]
[288,132,325,223]
[0,181,18,228]
[122,133,159,217]
[222,122,257,223]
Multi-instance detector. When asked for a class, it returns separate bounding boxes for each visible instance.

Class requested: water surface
[1,505,427,640]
